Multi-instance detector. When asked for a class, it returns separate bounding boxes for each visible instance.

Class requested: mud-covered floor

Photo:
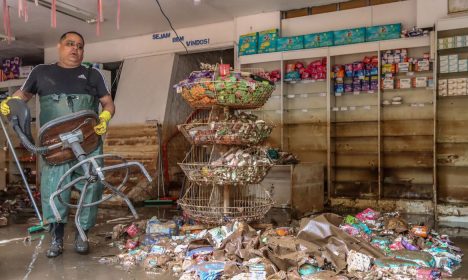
[0,206,467,280]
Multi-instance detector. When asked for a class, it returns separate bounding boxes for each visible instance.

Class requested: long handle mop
[0,116,45,233]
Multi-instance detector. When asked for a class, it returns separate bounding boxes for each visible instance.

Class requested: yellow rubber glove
[0,96,22,116]
[94,110,112,135]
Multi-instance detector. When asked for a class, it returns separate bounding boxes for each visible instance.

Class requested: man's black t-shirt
[21,64,110,98]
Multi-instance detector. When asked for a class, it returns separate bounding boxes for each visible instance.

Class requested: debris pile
[99,210,463,279]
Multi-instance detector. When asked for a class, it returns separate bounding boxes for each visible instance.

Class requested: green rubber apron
[39,93,103,230]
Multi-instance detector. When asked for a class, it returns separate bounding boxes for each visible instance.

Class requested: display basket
[178,146,273,185]
[177,120,273,146]
[178,183,273,225]
[176,77,276,109]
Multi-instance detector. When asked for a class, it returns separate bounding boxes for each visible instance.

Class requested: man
[0,31,115,257]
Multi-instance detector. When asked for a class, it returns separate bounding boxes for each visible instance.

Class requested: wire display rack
[178,120,273,146]
[175,75,276,109]
[178,146,272,185]
[175,67,276,224]
[178,183,273,225]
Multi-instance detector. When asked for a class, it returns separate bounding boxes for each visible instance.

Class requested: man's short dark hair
[60,31,85,45]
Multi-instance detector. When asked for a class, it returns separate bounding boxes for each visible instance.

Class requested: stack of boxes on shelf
[438,78,467,97]
[438,35,468,49]
[381,49,432,90]
[439,54,468,74]
[332,56,378,95]
[239,23,405,56]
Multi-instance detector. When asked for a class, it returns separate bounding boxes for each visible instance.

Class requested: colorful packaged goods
[277,35,304,51]
[258,29,278,54]
[366,23,401,42]
[239,32,258,56]
[174,69,275,109]
[303,31,334,48]
[333,28,366,45]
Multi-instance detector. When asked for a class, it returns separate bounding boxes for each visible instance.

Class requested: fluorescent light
[27,0,98,24]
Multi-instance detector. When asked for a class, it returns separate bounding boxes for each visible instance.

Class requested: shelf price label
[319,92,326,97]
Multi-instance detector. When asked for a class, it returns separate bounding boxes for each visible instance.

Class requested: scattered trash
[97,210,463,279]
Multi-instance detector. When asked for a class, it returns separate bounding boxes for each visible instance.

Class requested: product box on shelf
[277,36,304,51]
[383,78,395,89]
[258,29,278,54]
[413,77,428,88]
[416,60,430,72]
[333,28,366,45]
[239,32,258,56]
[397,78,412,89]
[366,23,401,42]
[19,66,34,78]
[455,36,466,48]
[459,59,468,72]
[303,31,334,48]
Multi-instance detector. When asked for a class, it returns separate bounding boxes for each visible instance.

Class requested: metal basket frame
[178,120,273,146]
[178,183,273,225]
[178,146,273,185]
[178,79,275,109]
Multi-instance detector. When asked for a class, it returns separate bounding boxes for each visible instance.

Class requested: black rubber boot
[46,223,64,258]
[74,229,89,255]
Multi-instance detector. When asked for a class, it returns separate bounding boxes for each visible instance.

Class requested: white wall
[417,0,449,28]
[234,11,281,39]
[111,53,175,125]
[44,20,235,63]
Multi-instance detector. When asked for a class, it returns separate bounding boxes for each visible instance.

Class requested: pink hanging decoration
[116,0,120,30]
[51,0,57,28]
[18,0,22,18]
[96,0,103,36]
[3,0,12,43]
[23,0,28,22]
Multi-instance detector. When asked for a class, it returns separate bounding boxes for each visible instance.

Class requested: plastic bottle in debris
[249,264,266,280]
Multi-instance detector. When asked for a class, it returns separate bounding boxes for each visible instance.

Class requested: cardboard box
[398,78,412,89]
[258,29,278,54]
[414,77,428,88]
[366,23,401,42]
[333,27,366,45]
[449,54,459,61]
[304,31,334,48]
[277,36,304,51]
[19,66,34,78]
[383,78,394,89]
[440,65,449,73]
[239,32,258,56]
[397,62,410,72]
[449,65,459,73]
[459,59,468,72]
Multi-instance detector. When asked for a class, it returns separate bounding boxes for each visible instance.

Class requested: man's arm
[99,94,115,116]
[12,89,34,102]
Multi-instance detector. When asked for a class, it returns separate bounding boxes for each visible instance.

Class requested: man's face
[57,33,84,68]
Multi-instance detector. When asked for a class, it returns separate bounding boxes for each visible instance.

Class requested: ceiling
[0,0,347,63]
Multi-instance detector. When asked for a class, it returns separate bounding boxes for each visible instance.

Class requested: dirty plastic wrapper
[219,222,259,260]
[384,217,409,233]
[297,213,385,271]
[187,262,225,280]
[390,250,436,268]
[347,250,372,272]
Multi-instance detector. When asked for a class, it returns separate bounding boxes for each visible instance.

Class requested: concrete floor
[0,207,467,279]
